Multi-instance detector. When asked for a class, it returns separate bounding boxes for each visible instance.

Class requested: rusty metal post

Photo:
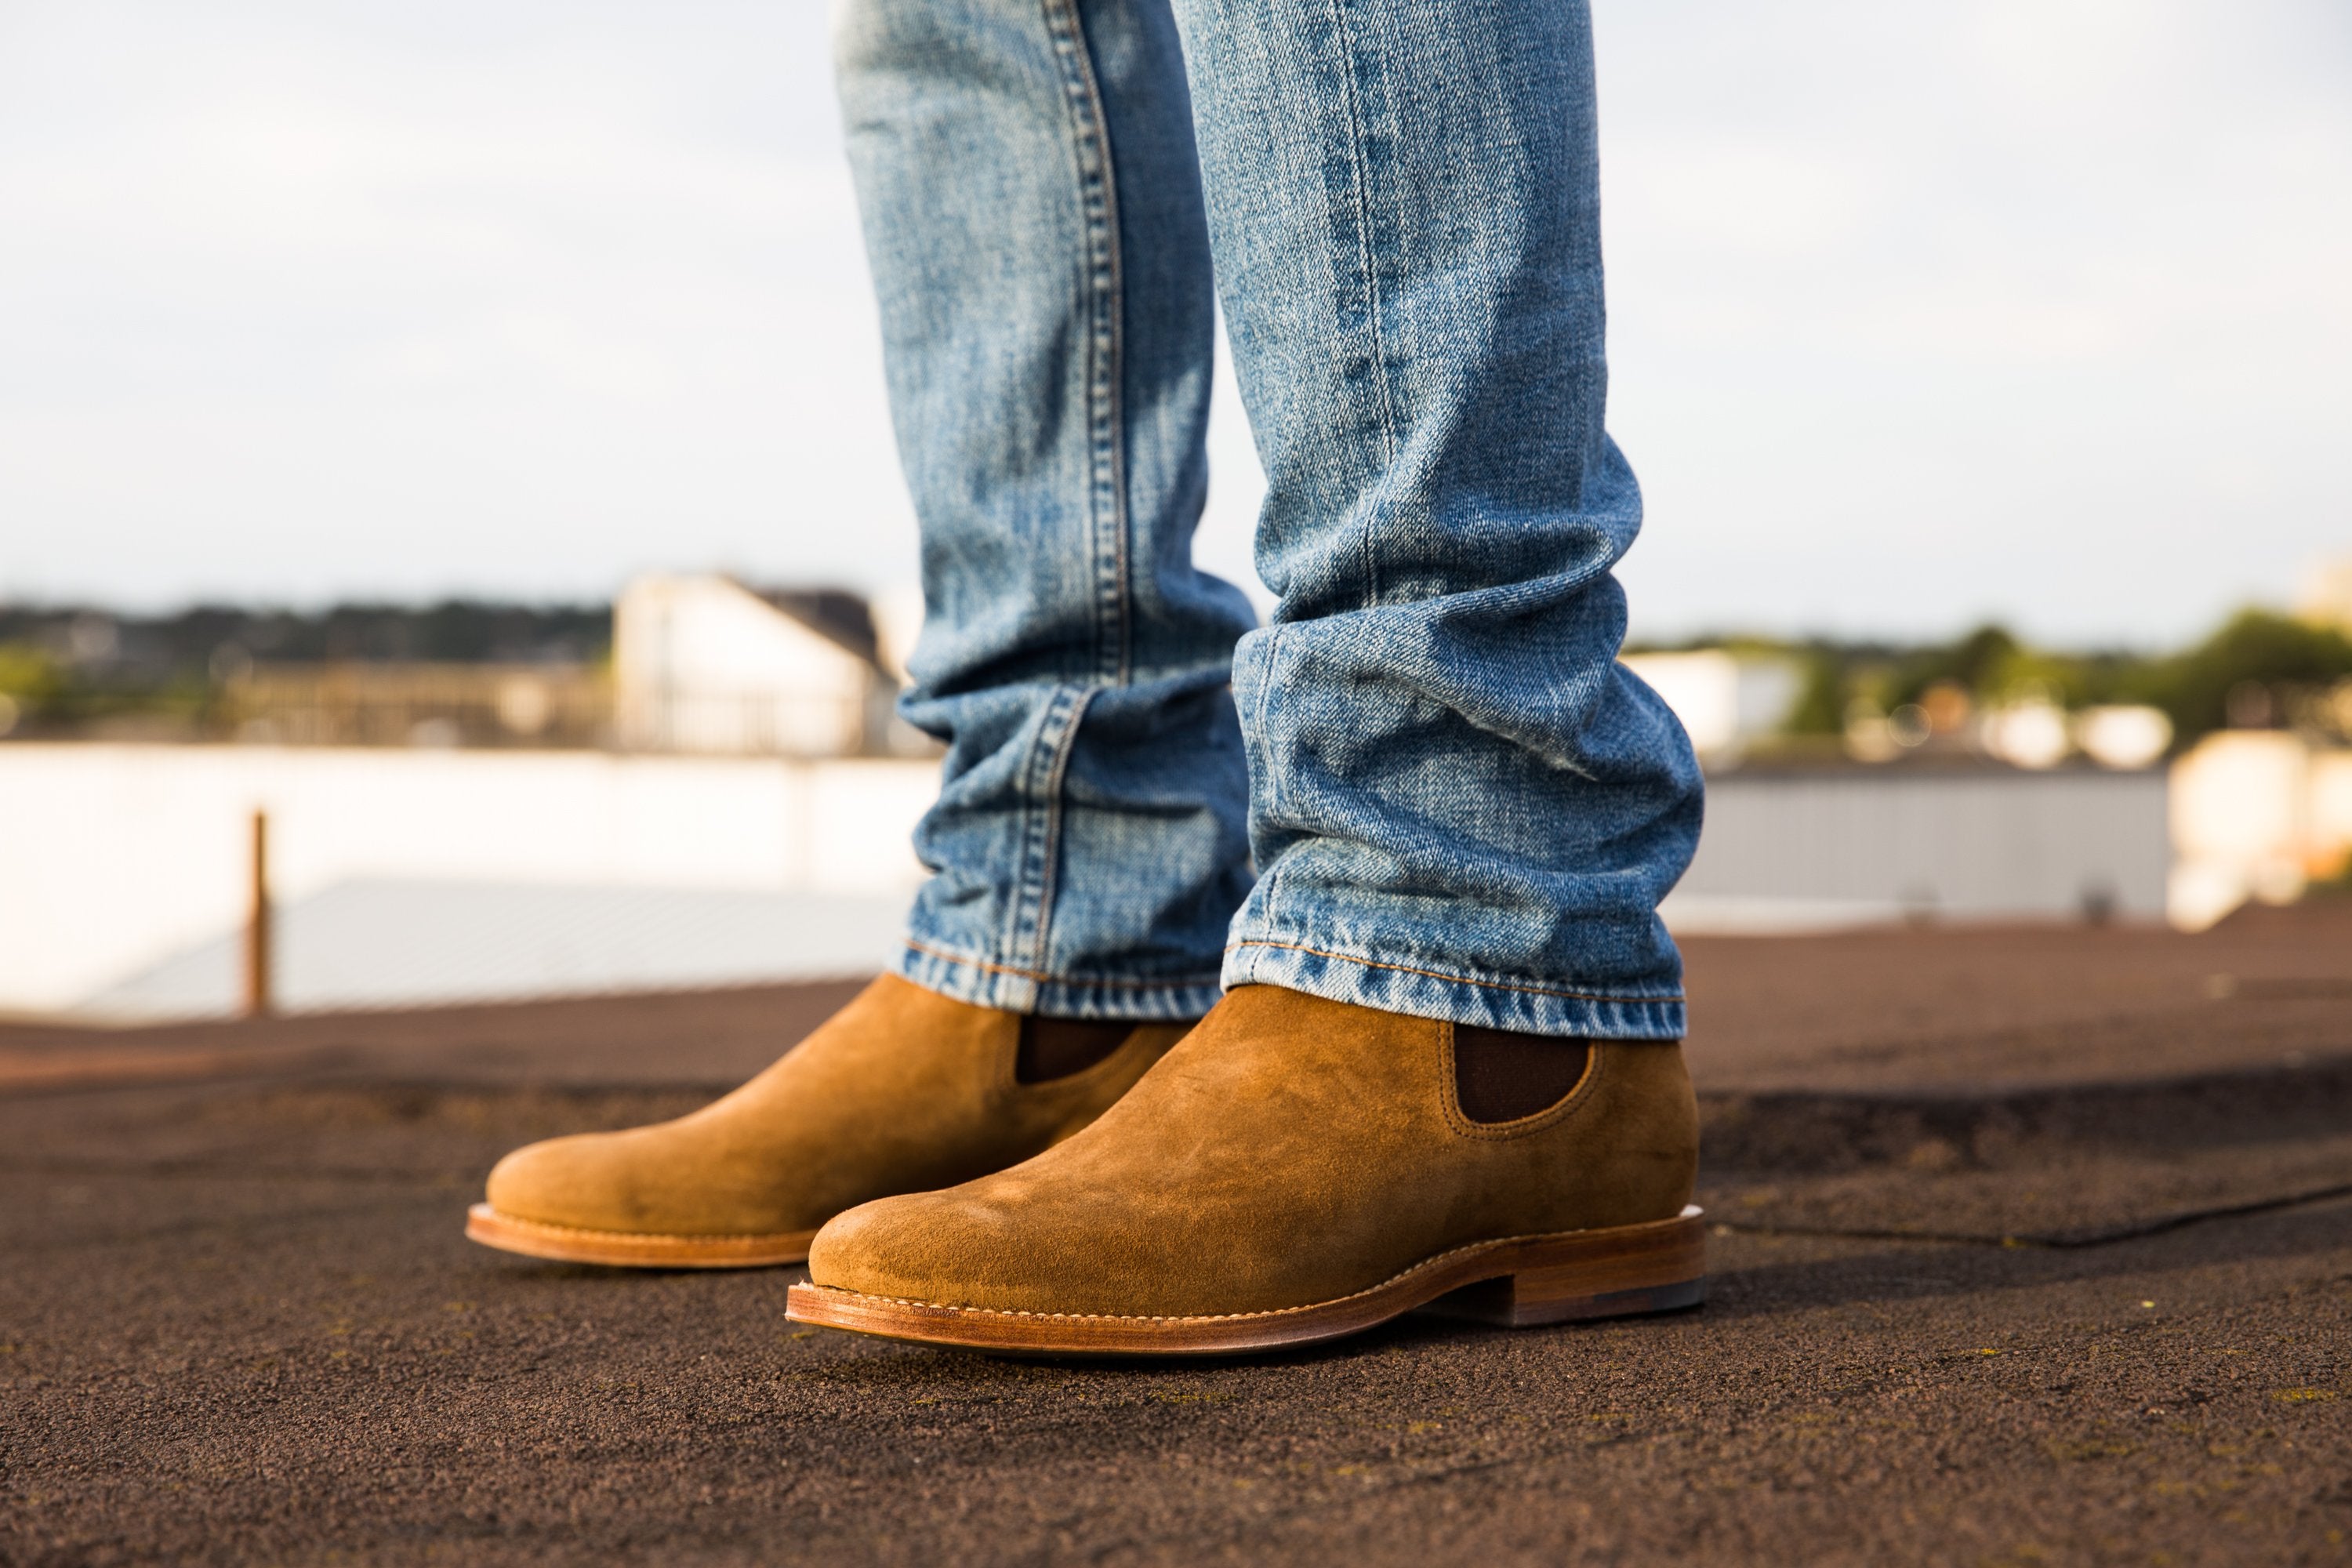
[243,809,273,1018]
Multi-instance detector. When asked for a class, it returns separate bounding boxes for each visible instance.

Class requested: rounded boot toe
[484,1132,633,1231]
[806,1189,1025,1305]
[805,1196,916,1296]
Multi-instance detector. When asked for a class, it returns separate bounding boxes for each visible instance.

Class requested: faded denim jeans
[837,0,1702,1038]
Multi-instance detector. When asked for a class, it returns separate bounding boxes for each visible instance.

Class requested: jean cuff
[1220,937,1686,1040]
[895,939,1225,1021]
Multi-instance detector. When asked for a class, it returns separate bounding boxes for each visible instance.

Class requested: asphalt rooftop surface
[4,906,2348,1566]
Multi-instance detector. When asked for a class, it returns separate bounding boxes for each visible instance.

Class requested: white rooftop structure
[2296,557,2352,633]
[1619,650,1803,761]
[614,574,892,757]
[0,742,937,1021]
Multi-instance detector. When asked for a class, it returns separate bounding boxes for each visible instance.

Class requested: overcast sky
[2,0,2347,646]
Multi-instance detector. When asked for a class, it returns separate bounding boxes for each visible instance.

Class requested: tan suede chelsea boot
[786,982,1704,1354]
[466,975,1192,1269]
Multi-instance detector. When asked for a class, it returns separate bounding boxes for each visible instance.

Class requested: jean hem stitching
[1225,938,1686,1007]
[906,938,1224,992]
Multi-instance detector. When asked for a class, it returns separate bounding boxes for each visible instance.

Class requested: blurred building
[5,582,934,760]
[2169,731,2352,929]
[15,621,2348,1021]
[0,578,960,1019]
[229,662,607,750]
[1630,644,2186,929]
[0,742,938,1019]
[1620,650,1802,762]
[215,576,931,759]
[1845,688,2172,771]
[612,575,918,758]
[2296,557,2352,633]
[1662,764,2171,933]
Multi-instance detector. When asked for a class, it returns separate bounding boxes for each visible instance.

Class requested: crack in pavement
[1715,1180,2352,1250]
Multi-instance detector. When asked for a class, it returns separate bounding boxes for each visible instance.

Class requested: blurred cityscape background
[5,570,2352,1021]
[3,0,2349,1022]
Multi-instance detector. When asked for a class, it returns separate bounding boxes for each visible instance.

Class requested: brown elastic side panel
[1453,1025,1592,1124]
[1015,1016,1140,1084]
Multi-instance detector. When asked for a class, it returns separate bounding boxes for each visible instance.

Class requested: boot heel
[1419,1207,1707,1327]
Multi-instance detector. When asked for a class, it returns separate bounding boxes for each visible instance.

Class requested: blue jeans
[838,0,1702,1038]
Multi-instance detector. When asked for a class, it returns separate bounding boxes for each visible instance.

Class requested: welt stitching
[485,1212,815,1247]
[811,1236,1521,1323]
[797,1216,1690,1325]
[1227,937,1687,1007]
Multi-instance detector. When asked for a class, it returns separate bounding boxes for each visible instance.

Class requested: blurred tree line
[0,601,608,737]
[8,597,2352,755]
[1768,610,2352,750]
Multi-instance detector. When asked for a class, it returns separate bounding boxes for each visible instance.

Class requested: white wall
[9,734,2319,1018]
[1664,767,2172,931]
[0,744,936,1015]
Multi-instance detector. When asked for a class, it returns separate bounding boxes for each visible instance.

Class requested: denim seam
[1029,684,1094,971]
[906,937,1222,991]
[1241,624,1290,931]
[1040,0,1131,687]
[1004,684,1094,975]
[1229,937,1686,1007]
[1320,0,1400,609]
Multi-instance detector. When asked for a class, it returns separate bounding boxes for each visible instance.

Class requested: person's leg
[1188,0,1700,1033]
[463,0,1246,1269]
[792,0,1708,1353]
[840,0,1256,1022]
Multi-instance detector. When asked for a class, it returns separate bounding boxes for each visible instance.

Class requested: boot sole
[783,1206,1704,1356]
[464,1203,817,1269]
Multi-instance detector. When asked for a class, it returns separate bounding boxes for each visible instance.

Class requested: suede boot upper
[483,975,1188,1240]
[806,983,1697,1317]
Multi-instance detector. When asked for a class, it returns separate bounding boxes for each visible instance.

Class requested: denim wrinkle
[838,0,1254,1021]
[837,0,1701,1035]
